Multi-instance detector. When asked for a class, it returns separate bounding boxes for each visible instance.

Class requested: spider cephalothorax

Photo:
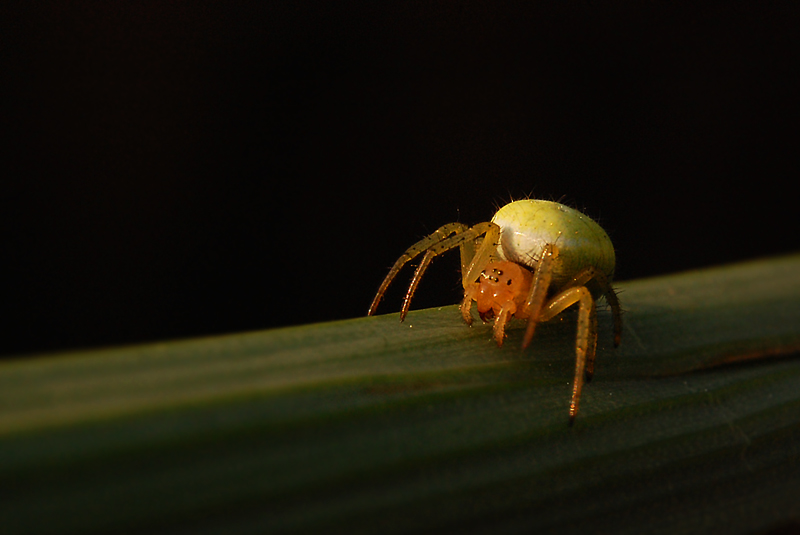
[472,262,533,323]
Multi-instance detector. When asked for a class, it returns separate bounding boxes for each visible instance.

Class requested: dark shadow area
[4,2,798,356]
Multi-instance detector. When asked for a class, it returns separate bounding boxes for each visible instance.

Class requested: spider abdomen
[491,200,615,288]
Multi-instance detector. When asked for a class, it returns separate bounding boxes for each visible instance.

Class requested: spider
[368,199,622,424]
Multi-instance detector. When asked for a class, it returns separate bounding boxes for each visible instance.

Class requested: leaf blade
[2,254,800,534]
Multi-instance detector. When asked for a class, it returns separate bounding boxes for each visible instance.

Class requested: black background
[4,1,798,357]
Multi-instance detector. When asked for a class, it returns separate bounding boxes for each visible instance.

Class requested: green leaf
[2,254,800,534]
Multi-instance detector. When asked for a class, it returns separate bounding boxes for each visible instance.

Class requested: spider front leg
[492,302,517,346]
[400,221,500,320]
[520,243,558,350]
[369,221,500,320]
[539,286,598,426]
[368,222,469,317]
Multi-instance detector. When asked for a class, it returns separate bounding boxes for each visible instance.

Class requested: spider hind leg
[538,285,597,426]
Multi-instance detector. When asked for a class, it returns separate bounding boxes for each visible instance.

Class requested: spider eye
[507,279,512,286]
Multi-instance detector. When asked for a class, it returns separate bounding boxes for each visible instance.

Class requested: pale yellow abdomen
[491,200,615,288]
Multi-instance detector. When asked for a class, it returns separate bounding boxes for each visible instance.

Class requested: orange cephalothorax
[474,261,533,321]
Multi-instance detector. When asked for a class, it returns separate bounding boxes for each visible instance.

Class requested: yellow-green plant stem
[2,254,800,534]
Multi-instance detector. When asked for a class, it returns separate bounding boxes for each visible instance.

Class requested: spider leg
[564,266,622,347]
[457,222,501,325]
[460,285,478,326]
[492,301,517,346]
[520,243,558,350]
[461,222,500,289]
[368,223,469,316]
[585,308,599,382]
[399,221,499,320]
[400,249,435,320]
[539,286,597,425]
